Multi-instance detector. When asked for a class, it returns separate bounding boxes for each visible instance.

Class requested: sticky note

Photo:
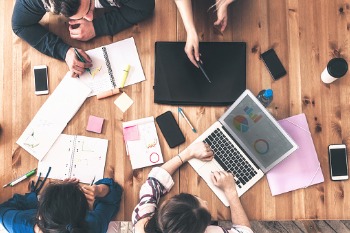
[114,92,133,112]
[123,125,140,141]
[86,115,104,133]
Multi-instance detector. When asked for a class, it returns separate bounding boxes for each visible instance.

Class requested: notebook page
[123,117,163,169]
[79,37,146,96]
[17,73,91,161]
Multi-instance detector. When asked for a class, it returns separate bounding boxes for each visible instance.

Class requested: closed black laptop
[154,42,246,106]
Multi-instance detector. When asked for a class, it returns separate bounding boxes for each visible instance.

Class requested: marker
[120,64,130,88]
[96,88,120,100]
[178,107,197,133]
[196,60,212,83]
[73,48,91,74]
[3,168,37,188]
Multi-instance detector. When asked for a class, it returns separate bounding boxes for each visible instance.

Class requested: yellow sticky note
[114,92,133,112]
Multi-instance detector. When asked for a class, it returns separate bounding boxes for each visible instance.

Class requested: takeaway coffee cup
[321,58,348,83]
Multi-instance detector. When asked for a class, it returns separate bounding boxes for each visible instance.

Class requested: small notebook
[79,37,146,96]
[37,134,108,184]
[122,117,164,169]
[266,113,324,196]
[17,72,92,161]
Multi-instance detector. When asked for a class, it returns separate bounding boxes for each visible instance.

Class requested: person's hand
[211,171,238,196]
[214,0,234,32]
[63,177,79,184]
[65,47,92,77]
[69,19,96,41]
[82,185,98,210]
[184,142,214,161]
[185,31,200,68]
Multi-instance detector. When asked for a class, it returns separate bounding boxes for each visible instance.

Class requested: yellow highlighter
[120,64,130,88]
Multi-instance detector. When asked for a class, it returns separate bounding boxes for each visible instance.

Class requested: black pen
[73,48,91,74]
[196,60,212,83]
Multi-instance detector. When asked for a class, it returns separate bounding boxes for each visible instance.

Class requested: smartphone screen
[34,66,49,95]
[156,111,185,148]
[260,49,287,80]
[329,145,348,180]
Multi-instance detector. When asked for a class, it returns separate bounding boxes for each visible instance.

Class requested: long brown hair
[145,193,211,233]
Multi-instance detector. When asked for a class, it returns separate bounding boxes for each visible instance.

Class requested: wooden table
[1,0,350,221]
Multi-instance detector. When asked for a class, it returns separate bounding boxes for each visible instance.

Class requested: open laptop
[184,89,298,206]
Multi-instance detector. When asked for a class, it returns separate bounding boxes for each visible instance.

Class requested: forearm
[174,0,197,35]
[161,148,193,175]
[226,192,251,228]
[93,0,155,37]
[11,0,70,60]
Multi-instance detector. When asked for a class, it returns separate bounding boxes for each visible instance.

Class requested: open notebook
[37,134,108,184]
[16,72,92,161]
[79,37,146,96]
[122,117,164,169]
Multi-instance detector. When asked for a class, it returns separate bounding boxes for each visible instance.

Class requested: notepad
[266,113,324,196]
[16,72,92,161]
[37,134,108,184]
[122,117,164,169]
[79,37,146,96]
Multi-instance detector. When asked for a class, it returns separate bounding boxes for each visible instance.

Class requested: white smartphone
[33,65,49,95]
[329,144,349,181]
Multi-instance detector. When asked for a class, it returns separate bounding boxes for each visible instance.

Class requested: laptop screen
[220,90,297,172]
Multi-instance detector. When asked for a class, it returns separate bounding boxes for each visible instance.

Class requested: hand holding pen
[65,47,92,77]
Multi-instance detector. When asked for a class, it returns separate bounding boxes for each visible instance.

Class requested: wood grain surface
[1,0,350,221]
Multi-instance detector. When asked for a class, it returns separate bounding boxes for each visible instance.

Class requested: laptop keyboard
[203,128,258,189]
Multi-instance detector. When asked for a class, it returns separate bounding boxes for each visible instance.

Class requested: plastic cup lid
[327,58,348,78]
[263,89,273,98]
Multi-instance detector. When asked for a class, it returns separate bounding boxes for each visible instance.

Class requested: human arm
[211,171,251,229]
[11,0,70,61]
[83,178,123,233]
[174,0,199,67]
[214,0,234,32]
[132,142,214,231]
[68,0,155,41]
[0,192,38,232]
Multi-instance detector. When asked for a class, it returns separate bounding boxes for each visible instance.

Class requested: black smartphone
[33,65,49,95]
[156,111,185,148]
[329,144,349,181]
[260,49,287,80]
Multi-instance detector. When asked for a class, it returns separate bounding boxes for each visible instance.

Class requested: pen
[196,60,212,83]
[73,48,91,74]
[120,64,130,88]
[178,107,197,133]
[3,168,37,188]
[90,176,95,186]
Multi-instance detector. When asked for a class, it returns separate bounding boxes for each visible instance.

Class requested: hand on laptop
[182,142,214,162]
[211,171,238,197]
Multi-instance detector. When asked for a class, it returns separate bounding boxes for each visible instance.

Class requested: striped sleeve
[132,167,174,225]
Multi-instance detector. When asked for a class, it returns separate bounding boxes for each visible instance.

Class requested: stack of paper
[266,113,324,196]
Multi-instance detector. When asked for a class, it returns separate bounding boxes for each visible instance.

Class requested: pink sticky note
[86,115,104,133]
[123,125,140,141]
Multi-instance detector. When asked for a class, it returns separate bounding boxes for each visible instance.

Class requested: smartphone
[329,144,349,181]
[260,49,287,80]
[156,111,185,148]
[33,65,49,95]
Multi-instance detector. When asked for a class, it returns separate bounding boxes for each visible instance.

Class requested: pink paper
[86,115,104,133]
[266,113,324,196]
[123,125,140,141]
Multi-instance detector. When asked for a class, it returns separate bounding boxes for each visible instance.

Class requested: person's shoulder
[206,225,254,233]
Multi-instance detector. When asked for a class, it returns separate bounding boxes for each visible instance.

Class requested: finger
[69,19,83,25]
[186,50,198,68]
[78,50,92,63]
[193,46,200,63]
[210,172,218,184]
[221,20,227,32]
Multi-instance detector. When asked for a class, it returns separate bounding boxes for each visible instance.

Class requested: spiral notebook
[79,37,146,96]
[37,134,108,184]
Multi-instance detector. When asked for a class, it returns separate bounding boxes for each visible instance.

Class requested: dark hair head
[36,182,88,233]
[42,0,81,17]
[145,193,211,233]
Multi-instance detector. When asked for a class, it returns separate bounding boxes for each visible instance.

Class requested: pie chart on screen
[233,115,249,132]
